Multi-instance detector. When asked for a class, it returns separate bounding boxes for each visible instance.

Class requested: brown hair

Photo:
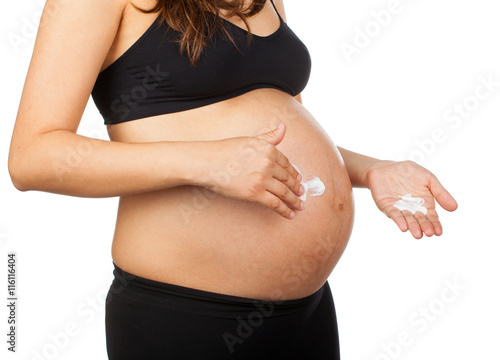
[132,0,267,66]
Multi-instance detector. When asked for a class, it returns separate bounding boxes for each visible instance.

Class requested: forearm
[8,130,206,197]
[337,147,393,188]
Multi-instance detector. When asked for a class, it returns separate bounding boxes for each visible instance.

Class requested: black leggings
[105,263,340,359]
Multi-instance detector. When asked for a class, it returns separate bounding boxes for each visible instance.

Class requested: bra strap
[269,0,283,22]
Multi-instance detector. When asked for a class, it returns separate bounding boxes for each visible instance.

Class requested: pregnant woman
[8,0,457,358]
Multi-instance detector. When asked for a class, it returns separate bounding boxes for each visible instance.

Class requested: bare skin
[8,0,457,300]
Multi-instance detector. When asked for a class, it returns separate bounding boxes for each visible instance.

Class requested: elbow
[8,156,30,192]
[8,145,36,192]
[9,131,71,193]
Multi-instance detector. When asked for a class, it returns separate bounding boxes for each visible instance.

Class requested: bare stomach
[109,88,355,300]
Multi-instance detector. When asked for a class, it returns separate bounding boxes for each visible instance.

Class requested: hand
[201,120,305,220]
[365,160,458,239]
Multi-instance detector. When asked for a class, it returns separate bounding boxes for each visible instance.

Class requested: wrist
[362,159,397,190]
[167,140,212,188]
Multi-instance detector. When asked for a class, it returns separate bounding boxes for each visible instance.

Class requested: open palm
[365,160,458,239]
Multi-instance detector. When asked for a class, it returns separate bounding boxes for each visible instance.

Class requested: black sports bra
[91,0,312,125]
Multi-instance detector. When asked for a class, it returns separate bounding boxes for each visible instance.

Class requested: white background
[1,0,499,359]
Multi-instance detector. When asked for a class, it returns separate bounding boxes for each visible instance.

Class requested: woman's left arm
[337,147,458,239]
[336,147,384,188]
[292,102,457,238]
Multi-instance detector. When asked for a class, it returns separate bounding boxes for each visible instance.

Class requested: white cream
[393,193,428,215]
[292,164,326,202]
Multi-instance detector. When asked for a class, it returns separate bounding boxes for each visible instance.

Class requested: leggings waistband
[105,263,339,359]
[109,262,325,311]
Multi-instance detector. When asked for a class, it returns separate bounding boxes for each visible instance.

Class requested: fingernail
[276,121,283,130]
[289,211,296,219]
[300,201,305,210]
[299,184,304,195]
[296,173,302,182]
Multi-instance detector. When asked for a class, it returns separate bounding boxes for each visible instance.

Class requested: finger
[429,174,458,212]
[266,177,304,212]
[414,211,435,237]
[274,150,302,184]
[271,163,303,197]
[260,191,296,219]
[387,207,408,232]
[401,210,423,239]
[425,208,443,236]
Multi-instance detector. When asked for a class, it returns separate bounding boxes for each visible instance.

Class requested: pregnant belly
[110,89,355,300]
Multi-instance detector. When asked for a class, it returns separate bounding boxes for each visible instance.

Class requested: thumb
[429,174,458,212]
[255,120,286,146]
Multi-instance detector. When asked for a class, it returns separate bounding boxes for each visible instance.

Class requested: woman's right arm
[8,0,304,218]
[8,0,190,197]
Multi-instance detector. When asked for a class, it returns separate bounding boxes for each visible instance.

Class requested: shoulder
[44,0,129,13]
[271,0,288,22]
